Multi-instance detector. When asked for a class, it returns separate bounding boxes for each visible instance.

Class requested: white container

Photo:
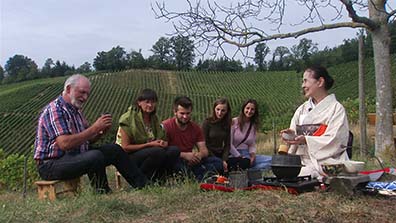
[343,161,365,174]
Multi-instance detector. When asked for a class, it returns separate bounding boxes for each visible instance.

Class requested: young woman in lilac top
[228,99,272,171]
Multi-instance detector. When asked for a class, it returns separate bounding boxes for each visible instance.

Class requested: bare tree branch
[152,0,396,59]
[340,0,379,29]
[388,9,396,19]
[221,22,367,47]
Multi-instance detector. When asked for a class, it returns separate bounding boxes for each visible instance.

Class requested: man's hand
[92,114,112,135]
[57,114,112,151]
[181,152,201,166]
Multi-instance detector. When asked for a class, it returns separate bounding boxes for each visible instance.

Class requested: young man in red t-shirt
[162,96,223,181]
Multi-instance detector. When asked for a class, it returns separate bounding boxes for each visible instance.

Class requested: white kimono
[288,94,349,180]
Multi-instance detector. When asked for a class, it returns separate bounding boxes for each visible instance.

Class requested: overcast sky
[1,0,369,68]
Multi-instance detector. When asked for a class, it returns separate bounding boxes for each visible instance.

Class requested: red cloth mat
[200,183,299,194]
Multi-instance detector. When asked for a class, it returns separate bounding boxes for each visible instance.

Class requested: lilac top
[229,117,257,158]
[34,96,89,160]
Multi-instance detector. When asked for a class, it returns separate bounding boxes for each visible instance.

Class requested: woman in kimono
[280,65,349,180]
[116,89,180,180]
[202,98,232,173]
[228,99,272,171]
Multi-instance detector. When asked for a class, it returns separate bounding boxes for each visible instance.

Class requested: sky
[1,0,371,68]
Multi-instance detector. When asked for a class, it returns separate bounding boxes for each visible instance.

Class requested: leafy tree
[76,62,92,73]
[93,46,127,71]
[41,58,54,77]
[254,43,270,71]
[195,57,243,72]
[106,46,127,71]
[170,35,195,70]
[290,38,318,72]
[0,65,4,83]
[390,21,396,54]
[4,54,38,82]
[127,49,146,69]
[93,51,107,71]
[268,46,290,71]
[52,60,74,77]
[244,62,256,72]
[149,37,173,69]
[339,38,359,62]
[154,0,396,157]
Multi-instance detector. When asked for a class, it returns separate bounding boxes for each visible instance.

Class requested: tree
[154,0,396,159]
[41,58,54,77]
[106,46,127,71]
[290,38,318,72]
[149,37,173,69]
[195,57,243,72]
[93,51,107,71]
[4,54,38,82]
[76,62,92,73]
[52,60,74,77]
[0,65,4,83]
[268,46,290,71]
[339,38,360,62]
[170,35,195,70]
[127,49,146,69]
[93,46,127,71]
[254,43,270,71]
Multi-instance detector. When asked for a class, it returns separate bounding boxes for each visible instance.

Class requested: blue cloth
[238,149,272,170]
[366,181,396,191]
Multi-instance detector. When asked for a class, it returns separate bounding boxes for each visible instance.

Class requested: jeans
[37,144,147,193]
[128,146,180,180]
[174,156,223,181]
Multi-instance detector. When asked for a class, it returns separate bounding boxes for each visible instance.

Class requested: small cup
[281,132,296,141]
[278,145,289,155]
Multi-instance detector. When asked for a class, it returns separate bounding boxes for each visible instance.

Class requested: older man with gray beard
[34,74,147,193]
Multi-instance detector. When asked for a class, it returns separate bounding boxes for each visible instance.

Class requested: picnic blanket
[200,183,299,195]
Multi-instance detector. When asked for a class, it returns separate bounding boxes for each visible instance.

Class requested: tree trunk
[358,34,368,157]
[369,1,395,158]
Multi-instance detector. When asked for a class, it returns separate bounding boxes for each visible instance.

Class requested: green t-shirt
[116,106,166,145]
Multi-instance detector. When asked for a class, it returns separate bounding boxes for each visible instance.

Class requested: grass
[1,178,395,223]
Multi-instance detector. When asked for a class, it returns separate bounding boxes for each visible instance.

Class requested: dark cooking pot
[271,154,302,179]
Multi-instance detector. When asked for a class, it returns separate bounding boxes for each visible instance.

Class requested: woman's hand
[250,153,256,166]
[280,128,297,141]
[149,140,167,148]
[223,161,228,172]
[286,135,307,145]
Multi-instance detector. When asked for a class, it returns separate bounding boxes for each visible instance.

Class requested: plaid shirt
[34,96,89,160]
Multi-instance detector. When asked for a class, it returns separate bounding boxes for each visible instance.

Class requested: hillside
[0,58,395,156]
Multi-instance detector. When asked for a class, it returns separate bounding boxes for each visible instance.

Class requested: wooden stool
[35,178,80,201]
[115,171,122,189]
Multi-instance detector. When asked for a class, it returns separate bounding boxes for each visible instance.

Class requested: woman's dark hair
[208,98,231,127]
[238,99,259,130]
[305,65,334,90]
[134,88,158,114]
[173,96,193,111]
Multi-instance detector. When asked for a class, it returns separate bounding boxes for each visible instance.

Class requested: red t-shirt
[162,117,205,153]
